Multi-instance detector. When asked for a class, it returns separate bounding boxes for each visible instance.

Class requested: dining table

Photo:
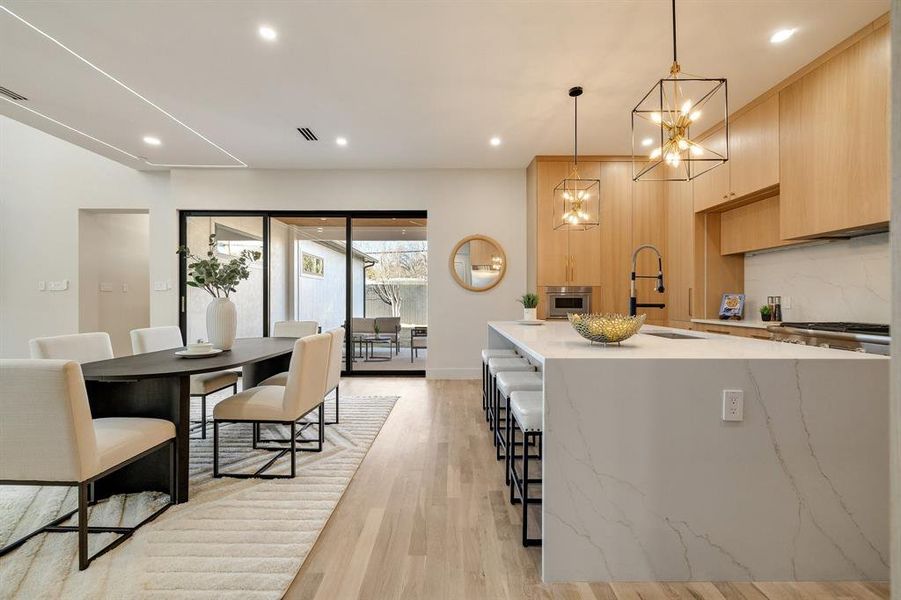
[80,337,297,503]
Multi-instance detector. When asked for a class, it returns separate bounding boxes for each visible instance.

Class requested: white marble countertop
[690,318,779,330]
[488,320,886,362]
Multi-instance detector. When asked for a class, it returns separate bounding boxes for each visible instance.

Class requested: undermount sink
[643,331,703,340]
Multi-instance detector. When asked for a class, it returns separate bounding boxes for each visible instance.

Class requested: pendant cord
[573,94,578,166]
[671,0,677,65]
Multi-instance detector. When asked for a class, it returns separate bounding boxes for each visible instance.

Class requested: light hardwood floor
[284,378,890,600]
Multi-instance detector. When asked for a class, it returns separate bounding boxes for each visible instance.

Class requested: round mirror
[449,235,506,292]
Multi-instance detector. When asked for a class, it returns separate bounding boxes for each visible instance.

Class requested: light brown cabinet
[693,94,780,213]
[536,160,603,286]
[719,196,796,255]
[779,23,890,239]
[664,180,695,323]
[729,95,780,199]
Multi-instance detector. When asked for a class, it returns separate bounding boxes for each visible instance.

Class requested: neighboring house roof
[312,240,378,263]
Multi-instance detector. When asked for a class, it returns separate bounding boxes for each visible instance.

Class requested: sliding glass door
[180,210,426,376]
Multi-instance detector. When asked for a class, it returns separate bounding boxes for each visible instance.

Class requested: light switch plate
[47,279,69,292]
[722,389,743,422]
[100,282,113,292]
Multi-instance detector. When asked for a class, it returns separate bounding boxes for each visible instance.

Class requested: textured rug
[0,395,397,599]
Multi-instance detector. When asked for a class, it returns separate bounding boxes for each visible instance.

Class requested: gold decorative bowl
[568,313,646,345]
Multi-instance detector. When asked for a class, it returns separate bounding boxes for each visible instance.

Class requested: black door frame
[178,209,427,377]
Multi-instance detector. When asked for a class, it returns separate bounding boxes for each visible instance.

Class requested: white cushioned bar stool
[0,359,177,570]
[130,326,239,439]
[481,349,517,418]
[507,390,543,546]
[494,370,542,469]
[213,333,331,479]
[486,356,533,437]
[29,332,114,363]
[259,327,343,425]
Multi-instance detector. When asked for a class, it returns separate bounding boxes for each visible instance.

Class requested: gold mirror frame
[448,234,507,292]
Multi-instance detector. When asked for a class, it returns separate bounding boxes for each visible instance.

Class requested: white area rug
[0,395,397,599]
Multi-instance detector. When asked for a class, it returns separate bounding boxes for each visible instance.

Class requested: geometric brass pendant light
[631,0,729,182]
[554,86,600,230]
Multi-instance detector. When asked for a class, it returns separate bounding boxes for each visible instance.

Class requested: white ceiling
[0,0,889,170]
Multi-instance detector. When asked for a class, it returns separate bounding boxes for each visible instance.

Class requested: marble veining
[744,233,890,323]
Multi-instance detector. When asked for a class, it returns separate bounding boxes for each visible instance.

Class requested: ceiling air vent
[297,127,318,141]
[0,85,28,101]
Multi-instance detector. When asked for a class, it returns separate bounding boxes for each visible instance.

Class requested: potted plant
[759,304,773,322]
[517,293,539,321]
[177,234,260,350]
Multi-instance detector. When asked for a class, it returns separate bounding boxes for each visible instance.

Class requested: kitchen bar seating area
[1,1,899,599]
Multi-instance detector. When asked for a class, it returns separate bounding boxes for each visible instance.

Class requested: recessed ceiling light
[490,136,502,147]
[335,137,348,146]
[770,28,797,44]
[258,25,277,41]
[143,136,161,146]
[641,137,654,147]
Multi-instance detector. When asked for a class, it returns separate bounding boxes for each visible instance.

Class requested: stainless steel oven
[545,286,592,319]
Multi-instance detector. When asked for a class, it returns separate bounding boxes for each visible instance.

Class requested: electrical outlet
[122,283,129,293]
[100,282,113,292]
[722,389,743,422]
[38,281,46,291]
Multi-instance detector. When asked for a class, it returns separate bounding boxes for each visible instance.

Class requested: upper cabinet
[536,160,571,286]
[779,23,890,239]
[729,95,779,199]
[693,94,779,213]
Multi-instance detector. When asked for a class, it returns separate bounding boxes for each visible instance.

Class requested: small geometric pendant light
[632,0,728,181]
[554,87,600,230]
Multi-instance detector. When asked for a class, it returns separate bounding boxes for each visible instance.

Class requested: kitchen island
[487,321,889,582]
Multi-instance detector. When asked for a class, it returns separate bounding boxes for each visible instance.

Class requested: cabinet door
[729,94,779,199]
[692,128,730,212]
[780,24,889,239]
[664,181,694,321]
[598,162,632,314]
[632,179,667,321]
[566,161,602,286]
[536,161,571,285]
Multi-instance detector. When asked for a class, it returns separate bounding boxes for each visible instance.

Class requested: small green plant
[374,323,381,335]
[759,305,772,316]
[177,234,261,298]
[517,293,539,309]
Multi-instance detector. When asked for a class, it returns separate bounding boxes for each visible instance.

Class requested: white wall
[0,117,172,358]
[78,211,150,356]
[1,117,526,378]
[743,233,891,323]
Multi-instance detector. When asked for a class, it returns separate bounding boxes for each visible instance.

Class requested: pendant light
[554,87,600,231]
[631,0,728,181]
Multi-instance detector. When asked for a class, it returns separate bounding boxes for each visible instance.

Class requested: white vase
[523,308,537,321]
[207,298,237,350]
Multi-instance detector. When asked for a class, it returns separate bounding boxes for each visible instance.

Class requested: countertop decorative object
[569,312,646,344]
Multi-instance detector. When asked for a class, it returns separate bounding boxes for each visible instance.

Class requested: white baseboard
[426,367,480,380]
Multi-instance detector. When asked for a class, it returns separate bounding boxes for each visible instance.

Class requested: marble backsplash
[744,232,890,323]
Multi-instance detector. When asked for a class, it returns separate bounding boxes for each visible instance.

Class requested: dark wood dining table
[80,337,296,503]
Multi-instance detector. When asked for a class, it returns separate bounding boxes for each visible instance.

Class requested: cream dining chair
[212,333,331,479]
[259,327,344,424]
[130,326,238,438]
[29,332,114,363]
[272,320,319,338]
[0,359,176,570]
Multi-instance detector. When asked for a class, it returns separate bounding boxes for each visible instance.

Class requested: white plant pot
[523,308,537,321]
[207,298,237,350]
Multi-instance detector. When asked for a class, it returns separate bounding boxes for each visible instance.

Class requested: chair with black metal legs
[130,326,239,439]
[212,333,331,479]
[321,327,345,424]
[493,370,541,469]
[486,356,533,433]
[0,359,177,570]
[507,390,543,546]
[481,349,517,417]
[255,320,320,388]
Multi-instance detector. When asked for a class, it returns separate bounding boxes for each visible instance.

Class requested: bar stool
[481,349,517,416]
[486,357,533,432]
[494,371,542,468]
[508,390,543,546]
